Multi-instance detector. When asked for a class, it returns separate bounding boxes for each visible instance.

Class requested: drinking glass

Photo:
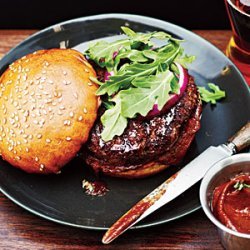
[225,0,250,86]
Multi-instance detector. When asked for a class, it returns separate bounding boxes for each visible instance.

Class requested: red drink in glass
[225,0,250,85]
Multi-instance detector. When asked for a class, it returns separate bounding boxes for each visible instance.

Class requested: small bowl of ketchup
[200,153,250,250]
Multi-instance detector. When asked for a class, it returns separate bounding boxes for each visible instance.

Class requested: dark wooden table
[0,30,231,249]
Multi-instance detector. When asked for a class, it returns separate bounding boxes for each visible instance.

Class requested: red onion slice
[146,63,188,118]
[104,71,114,81]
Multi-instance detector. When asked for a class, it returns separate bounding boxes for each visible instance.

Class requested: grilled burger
[84,27,202,178]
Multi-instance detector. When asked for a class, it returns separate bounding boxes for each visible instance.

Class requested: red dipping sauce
[212,174,250,234]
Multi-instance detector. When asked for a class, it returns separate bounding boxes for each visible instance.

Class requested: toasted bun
[0,49,98,174]
[103,162,169,178]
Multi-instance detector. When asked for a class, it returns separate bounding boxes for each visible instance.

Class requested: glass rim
[227,0,250,17]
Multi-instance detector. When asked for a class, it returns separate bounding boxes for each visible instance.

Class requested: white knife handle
[228,122,250,152]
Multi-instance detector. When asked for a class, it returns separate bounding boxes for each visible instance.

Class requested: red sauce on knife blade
[212,174,250,234]
[102,172,179,244]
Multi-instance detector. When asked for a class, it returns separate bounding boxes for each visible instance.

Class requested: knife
[102,122,250,244]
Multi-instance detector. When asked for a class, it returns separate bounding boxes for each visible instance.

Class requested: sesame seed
[57,110,63,115]
[73,93,78,99]
[46,138,51,143]
[0,136,2,141]
[69,111,74,118]
[63,80,67,85]
[31,113,36,118]
[38,85,43,90]
[42,110,47,115]
[10,119,15,125]
[57,92,62,98]
[33,120,38,125]
[25,124,30,129]
[37,134,42,139]
[42,70,46,74]
[48,80,53,84]
[64,120,71,126]
[66,137,72,141]
[23,134,28,139]
[87,82,92,86]
[23,139,28,144]
[85,68,89,73]
[45,99,52,104]
[29,135,33,139]
[39,164,45,171]
[78,116,83,121]
[16,156,21,160]
[35,157,39,162]
[83,108,87,114]
[3,118,7,124]
[24,110,29,117]
[66,80,71,85]
[59,105,65,110]
[25,148,29,152]
[53,91,58,97]
[39,119,45,126]
[44,61,49,67]
[8,146,13,152]
[63,71,67,75]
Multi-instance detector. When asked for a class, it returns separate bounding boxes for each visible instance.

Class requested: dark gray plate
[0,14,249,230]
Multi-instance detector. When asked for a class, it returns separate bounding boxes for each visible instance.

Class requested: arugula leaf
[85,39,131,71]
[100,96,128,142]
[121,71,174,118]
[96,62,159,96]
[97,43,180,96]
[198,83,226,104]
[234,181,250,191]
[85,27,198,141]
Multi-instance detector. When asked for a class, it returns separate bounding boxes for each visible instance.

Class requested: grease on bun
[0,49,98,174]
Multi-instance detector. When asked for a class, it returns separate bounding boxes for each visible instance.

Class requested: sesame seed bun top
[0,48,99,174]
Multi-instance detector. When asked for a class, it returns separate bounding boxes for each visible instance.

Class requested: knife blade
[102,122,250,244]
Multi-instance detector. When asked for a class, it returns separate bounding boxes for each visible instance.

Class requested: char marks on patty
[85,76,202,174]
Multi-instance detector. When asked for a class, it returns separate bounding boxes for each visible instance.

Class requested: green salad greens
[85,27,194,141]
[85,27,225,142]
[198,83,226,105]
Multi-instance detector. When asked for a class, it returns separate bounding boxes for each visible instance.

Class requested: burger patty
[85,76,202,173]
